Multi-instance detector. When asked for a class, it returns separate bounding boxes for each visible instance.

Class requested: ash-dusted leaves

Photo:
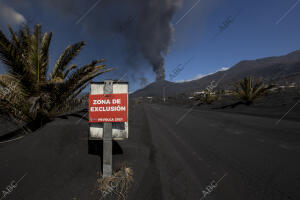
[0,24,114,126]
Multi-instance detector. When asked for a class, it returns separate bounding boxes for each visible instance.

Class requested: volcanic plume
[12,0,182,81]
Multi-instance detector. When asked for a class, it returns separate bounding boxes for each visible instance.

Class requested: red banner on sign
[89,93,128,123]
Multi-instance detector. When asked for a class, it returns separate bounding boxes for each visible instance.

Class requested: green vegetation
[232,76,274,105]
[0,24,113,127]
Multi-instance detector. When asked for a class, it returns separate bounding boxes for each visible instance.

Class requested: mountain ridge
[132,50,300,97]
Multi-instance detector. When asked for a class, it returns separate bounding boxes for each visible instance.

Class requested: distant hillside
[132,50,300,98]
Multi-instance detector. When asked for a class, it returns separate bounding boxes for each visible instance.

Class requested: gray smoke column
[134,0,182,81]
[13,0,182,81]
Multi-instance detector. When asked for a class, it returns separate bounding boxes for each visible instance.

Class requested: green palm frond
[60,59,106,94]
[63,64,77,79]
[0,30,25,75]
[54,61,94,100]
[69,81,90,100]
[39,32,52,80]
[27,24,42,82]
[50,41,85,80]
[8,26,19,46]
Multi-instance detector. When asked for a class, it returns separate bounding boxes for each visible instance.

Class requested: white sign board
[89,81,129,140]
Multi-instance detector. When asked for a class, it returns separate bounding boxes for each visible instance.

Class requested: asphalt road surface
[142,104,300,200]
[0,103,299,200]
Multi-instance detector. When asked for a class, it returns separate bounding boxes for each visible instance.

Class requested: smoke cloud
[6,0,183,82]
[11,0,182,81]
[133,0,181,81]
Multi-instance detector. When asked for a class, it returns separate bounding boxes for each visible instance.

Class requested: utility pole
[163,85,169,103]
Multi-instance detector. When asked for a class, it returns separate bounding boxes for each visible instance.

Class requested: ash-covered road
[142,103,300,200]
[0,103,299,200]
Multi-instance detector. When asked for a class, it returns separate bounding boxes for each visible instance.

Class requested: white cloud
[175,80,188,83]
[192,74,206,80]
[217,67,229,71]
[175,67,229,82]
[0,2,26,26]
[175,74,205,82]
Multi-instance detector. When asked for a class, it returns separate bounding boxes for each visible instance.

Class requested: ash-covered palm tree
[232,76,274,105]
[0,24,113,125]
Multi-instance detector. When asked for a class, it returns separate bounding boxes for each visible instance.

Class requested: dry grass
[97,164,133,200]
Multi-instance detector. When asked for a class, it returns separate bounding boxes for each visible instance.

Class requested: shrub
[231,76,274,105]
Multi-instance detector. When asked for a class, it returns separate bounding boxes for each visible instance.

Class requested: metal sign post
[89,80,129,178]
[103,80,113,177]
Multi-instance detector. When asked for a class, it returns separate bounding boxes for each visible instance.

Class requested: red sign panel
[89,93,128,123]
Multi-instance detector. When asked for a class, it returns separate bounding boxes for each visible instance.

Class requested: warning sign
[89,93,128,123]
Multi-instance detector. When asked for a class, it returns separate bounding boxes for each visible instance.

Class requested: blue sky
[0,0,300,92]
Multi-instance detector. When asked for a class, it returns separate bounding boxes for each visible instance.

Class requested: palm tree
[232,76,274,105]
[0,24,113,127]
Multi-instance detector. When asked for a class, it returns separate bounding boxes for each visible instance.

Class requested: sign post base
[102,80,113,178]
[103,122,112,177]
